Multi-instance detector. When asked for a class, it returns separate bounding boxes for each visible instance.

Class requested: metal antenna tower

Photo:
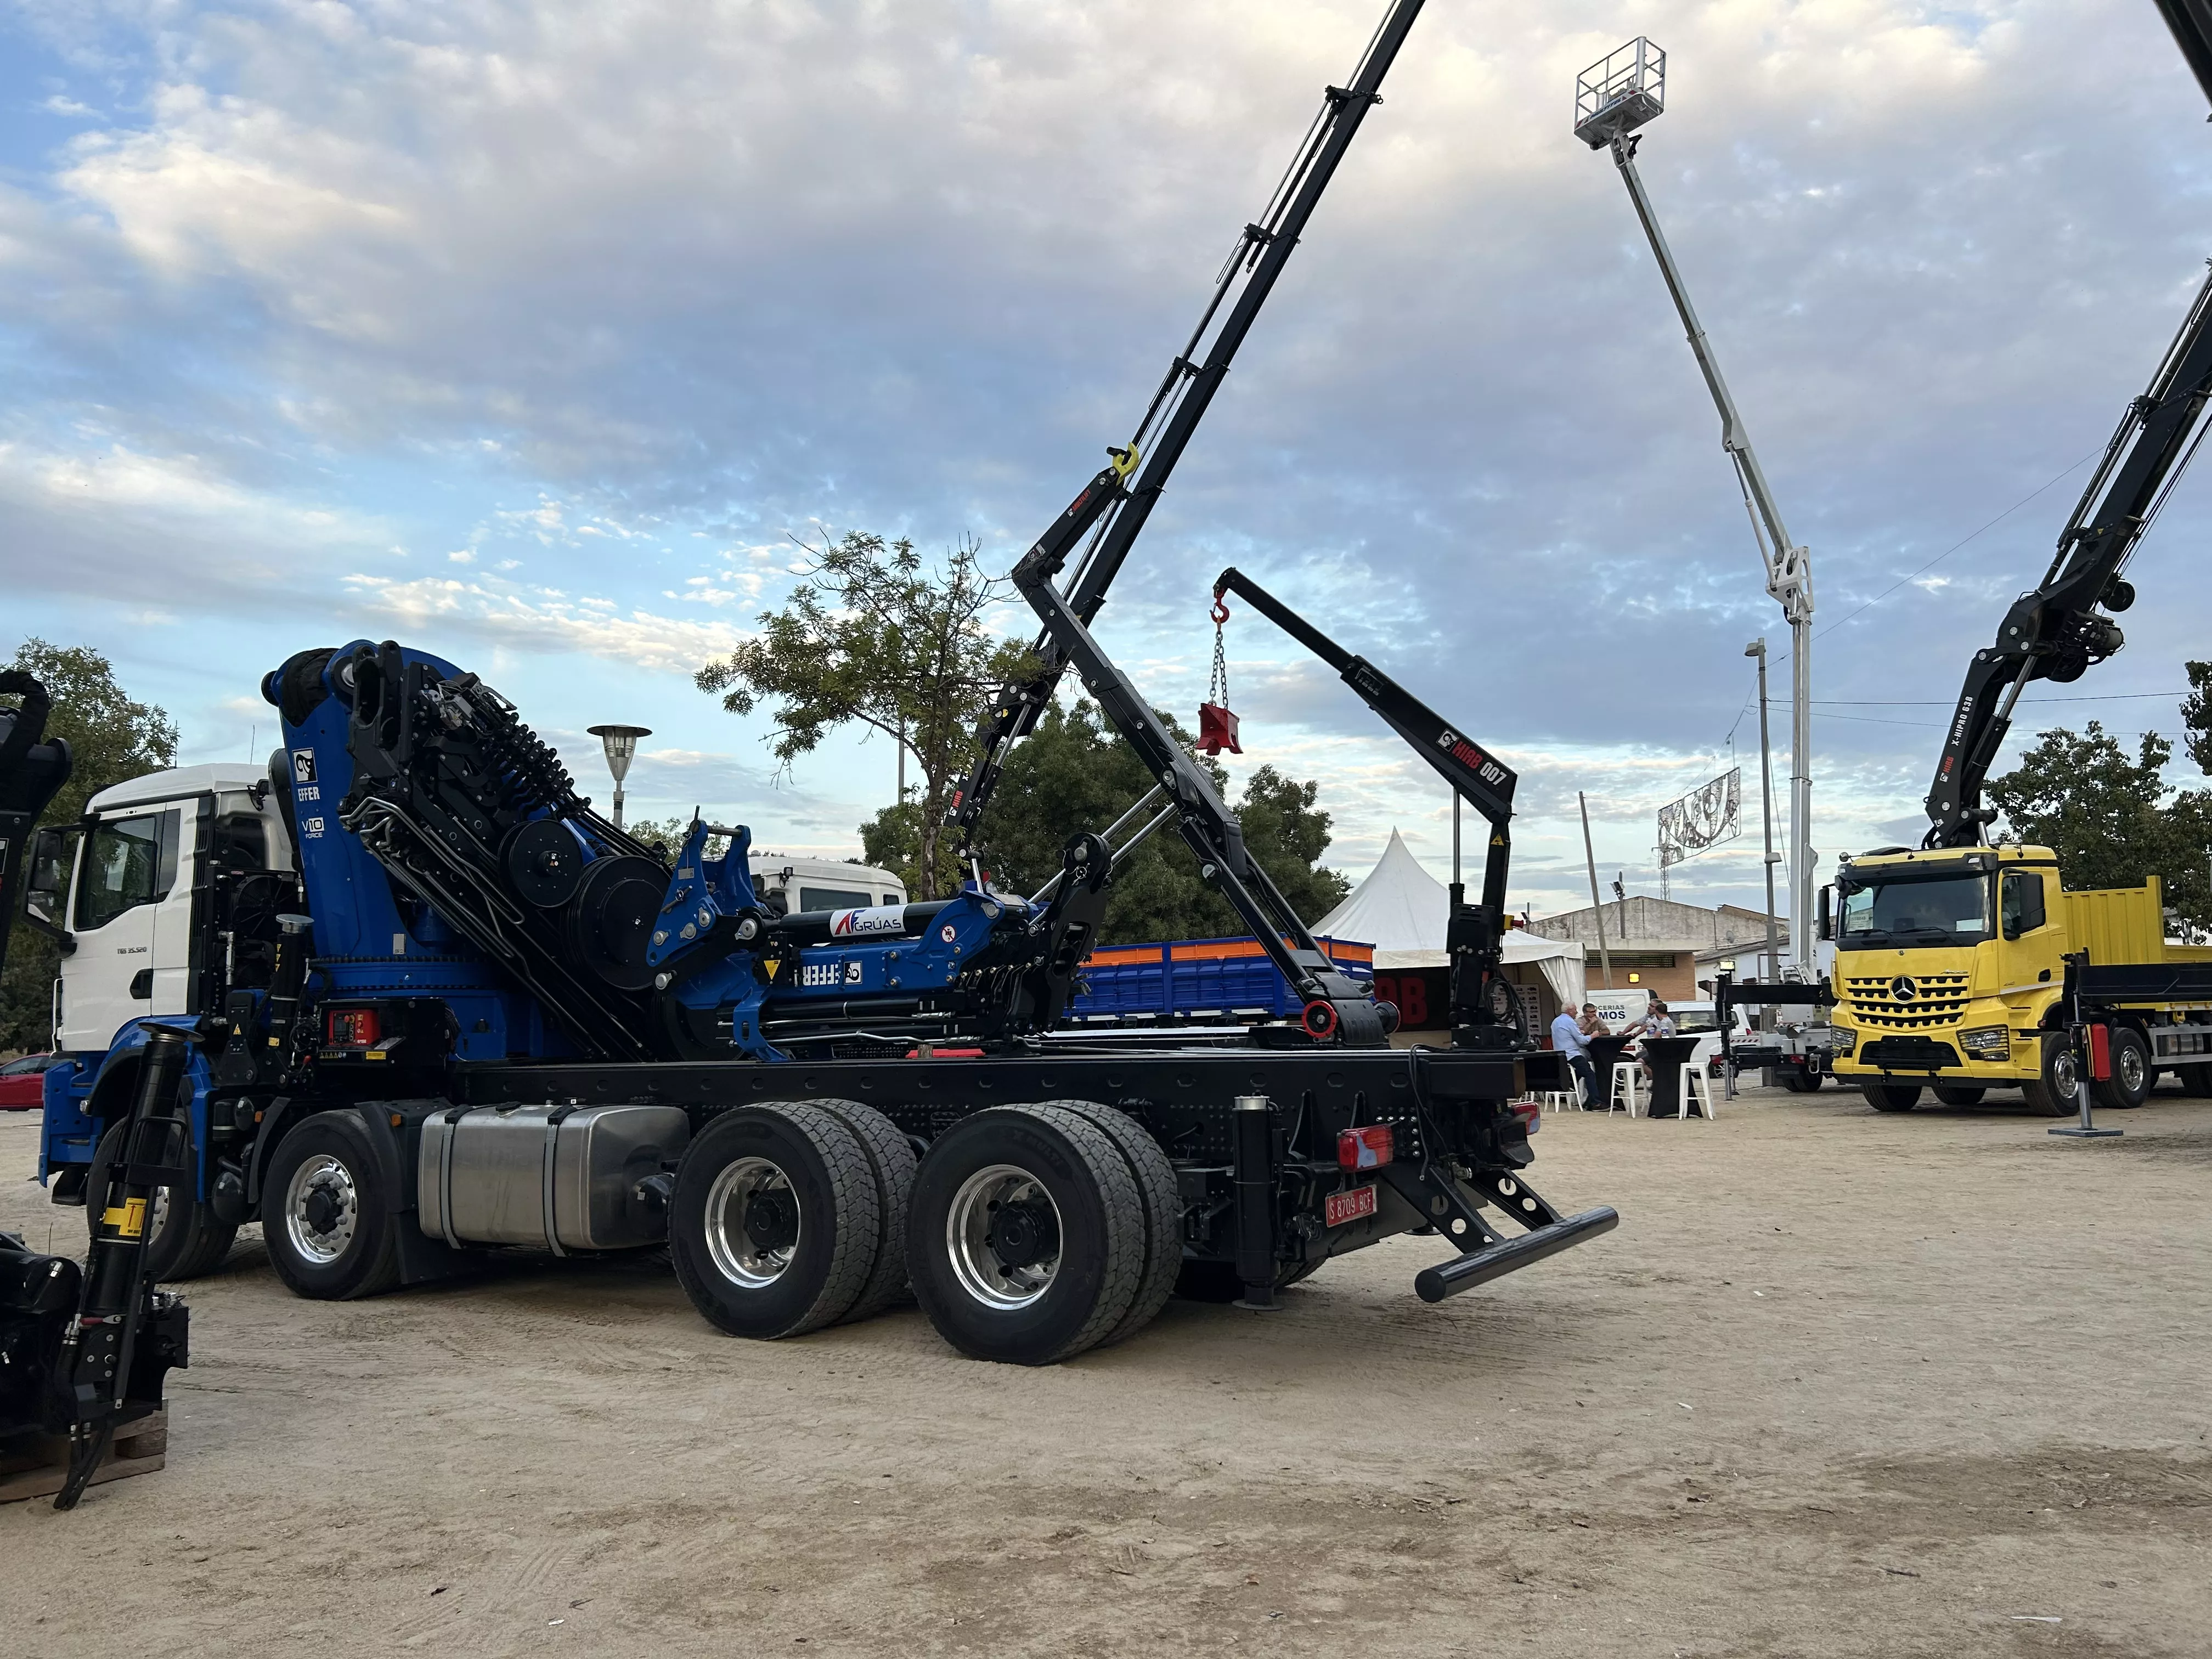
[1576,39,1818,977]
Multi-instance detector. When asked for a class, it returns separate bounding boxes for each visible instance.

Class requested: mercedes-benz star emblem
[1891,975,1917,1001]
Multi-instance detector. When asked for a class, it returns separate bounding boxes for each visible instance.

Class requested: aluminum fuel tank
[417,1103,690,1252]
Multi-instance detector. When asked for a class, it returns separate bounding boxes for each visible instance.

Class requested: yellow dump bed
[2062,876,2212,967]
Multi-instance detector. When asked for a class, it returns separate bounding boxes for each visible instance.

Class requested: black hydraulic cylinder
[1231,1094,1282,1310]
[1413,1206,1620,1304]
[54,1024,191,1509]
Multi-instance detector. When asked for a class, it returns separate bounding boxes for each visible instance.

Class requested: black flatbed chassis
[430,1042,1616,1294]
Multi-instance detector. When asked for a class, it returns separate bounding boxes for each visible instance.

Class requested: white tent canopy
[1317,828,1585,1013]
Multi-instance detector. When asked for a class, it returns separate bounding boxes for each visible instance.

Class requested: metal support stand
[1232,1095,1284,1310]
[2050,1024,2121,1139]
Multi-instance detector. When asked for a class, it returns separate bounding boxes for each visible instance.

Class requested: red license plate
[1325,1184,1378,1228]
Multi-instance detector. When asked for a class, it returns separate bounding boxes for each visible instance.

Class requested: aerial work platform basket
[1574,36,1666,150]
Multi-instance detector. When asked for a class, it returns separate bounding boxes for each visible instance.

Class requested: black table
[1639,1035,1707,1118]
[1584,1036,1635,1107]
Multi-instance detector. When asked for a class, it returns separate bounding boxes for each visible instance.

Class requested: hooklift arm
[947,0,1431,846]
[1927,3,2212,847]
[1211,567,1532,1049]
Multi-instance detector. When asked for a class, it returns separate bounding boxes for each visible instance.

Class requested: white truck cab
[34,764,294,1054]
[746,852,906,915]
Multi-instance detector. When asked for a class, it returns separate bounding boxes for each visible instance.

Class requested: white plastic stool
[1608,1062,1643,1118]
[1677,1065,1716,1120]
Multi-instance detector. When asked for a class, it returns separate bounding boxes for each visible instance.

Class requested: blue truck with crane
[2,0,1613,1378]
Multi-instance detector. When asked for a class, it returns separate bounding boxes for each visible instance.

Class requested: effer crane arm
[947,0,1431,845]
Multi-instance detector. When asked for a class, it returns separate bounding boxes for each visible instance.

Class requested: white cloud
[338,572,746,674]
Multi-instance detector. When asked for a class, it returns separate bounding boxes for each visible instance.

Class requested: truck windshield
[1837,873,1991,949]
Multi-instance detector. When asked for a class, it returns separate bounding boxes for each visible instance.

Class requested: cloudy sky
[5,0,2210,928]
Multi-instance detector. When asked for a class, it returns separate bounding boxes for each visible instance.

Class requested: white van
[747,852,907,915]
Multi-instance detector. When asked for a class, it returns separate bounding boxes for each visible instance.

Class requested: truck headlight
[1959,1025,2010,1062]
[1829,1025,1857,1055]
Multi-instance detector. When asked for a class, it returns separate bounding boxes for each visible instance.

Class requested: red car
[0,1053,63,1110]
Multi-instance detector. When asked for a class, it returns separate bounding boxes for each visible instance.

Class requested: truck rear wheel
[1862,1082,1922,1112]
[810,1098,918,1325]
[670,1103,881,1340]
[2020,1034,2083,1118]
[907,1104,1146,1365]
[2094,1026,2152,1110]
[87,1123,238,1283]
[262,1111,402,1300]
[1932,1085,1987,1106]
[2179,1064,2212,1098]
[1046,1101,1180,1348]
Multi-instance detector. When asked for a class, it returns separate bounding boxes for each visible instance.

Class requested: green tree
[862,698,1348,944]
[696,532,1036,899]
[1988,720,2187,902]
[2,640,179,1052]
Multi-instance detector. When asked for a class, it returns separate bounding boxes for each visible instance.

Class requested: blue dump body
[1066,934,1374,1023]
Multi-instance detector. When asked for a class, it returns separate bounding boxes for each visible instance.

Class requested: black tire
[85,1132,236,1283]
[907,1104,1146,1365]
[2095,1026,2153,1110]
[810,1098,918,1325]
[2180,1063,2212,1099]
[1932,1085,1987,1107]
[2021,1033,2084,1118]
[1046,1101,1180,1347]
[262,1111,402,1300]
[1781,1069,1822,1093]
[1863,1082,1923,1113]
[670,1103,881,1340]
[87,1121,238,1284]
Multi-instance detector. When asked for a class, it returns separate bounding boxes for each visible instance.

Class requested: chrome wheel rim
[2051,1049,2080,1098]
[946,1164,1062,1311]
[704,1156,799,1288]
[284,1153,358,1265]
[2117,1042,2147,1096]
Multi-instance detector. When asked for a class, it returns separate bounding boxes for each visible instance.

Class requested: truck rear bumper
[1414,1205,1620,1301]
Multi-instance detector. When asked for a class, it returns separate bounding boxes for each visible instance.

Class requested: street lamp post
[586,724,652,830]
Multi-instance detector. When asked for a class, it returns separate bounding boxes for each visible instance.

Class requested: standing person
[1551,998,1597,1108]
[1632,999,1678,1084]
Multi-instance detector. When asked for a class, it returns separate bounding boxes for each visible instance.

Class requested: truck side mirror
[2001,871,2046,939]
[22,825,77,945]
[1816,884,1834,943]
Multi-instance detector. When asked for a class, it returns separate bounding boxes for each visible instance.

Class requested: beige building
[1528,896,1788,1004]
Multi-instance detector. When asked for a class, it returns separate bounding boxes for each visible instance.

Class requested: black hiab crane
[949,0,1430,1047]
[1926,0,2212,847]
[0,674,189,1507]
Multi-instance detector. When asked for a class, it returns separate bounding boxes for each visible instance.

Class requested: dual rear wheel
[669,1098,1180,1365]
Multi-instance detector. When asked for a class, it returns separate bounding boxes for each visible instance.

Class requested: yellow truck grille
[1842,972,1971,1029]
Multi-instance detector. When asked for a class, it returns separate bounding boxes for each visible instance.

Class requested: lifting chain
[1207,596,1231,709]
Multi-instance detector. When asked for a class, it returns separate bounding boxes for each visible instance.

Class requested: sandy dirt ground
[2,1080,2208,1657]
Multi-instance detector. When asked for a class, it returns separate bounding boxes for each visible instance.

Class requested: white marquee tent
[1317,828,1585,1015]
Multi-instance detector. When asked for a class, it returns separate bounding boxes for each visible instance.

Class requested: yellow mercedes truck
[1825,847,2212,1111]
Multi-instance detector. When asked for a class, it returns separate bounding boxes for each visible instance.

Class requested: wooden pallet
[0,1409,168,1504]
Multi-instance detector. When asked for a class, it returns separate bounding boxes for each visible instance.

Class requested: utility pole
[1746,638,1781,1027]
[1579,791,1614,990]
[1577,40,1816,978]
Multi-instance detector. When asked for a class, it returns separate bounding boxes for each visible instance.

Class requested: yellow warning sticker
[102,1198,149,1239]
